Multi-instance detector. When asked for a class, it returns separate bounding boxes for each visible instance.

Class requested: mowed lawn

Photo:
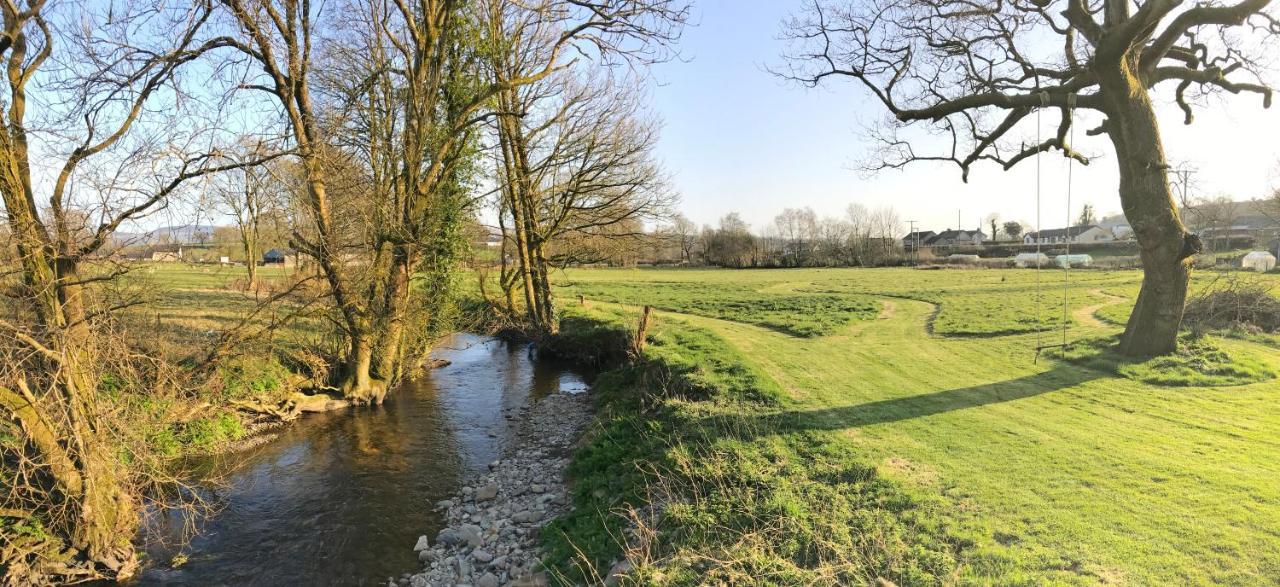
[561,267,1280,585]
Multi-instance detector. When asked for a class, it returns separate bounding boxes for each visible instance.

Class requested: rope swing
[1034,92,1078,363]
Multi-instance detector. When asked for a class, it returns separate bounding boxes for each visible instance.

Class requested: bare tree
[1078,203,1098,226]
[783,0,1279,356]
[216,0,499,401]
[0,2,260,580]
[669,213,699,263]
[484,0,689,334]
[216,143,286,290]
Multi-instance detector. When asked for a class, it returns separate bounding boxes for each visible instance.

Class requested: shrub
[1184,277,1280,334]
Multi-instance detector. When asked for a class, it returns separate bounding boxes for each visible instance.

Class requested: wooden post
[632,305,652,358]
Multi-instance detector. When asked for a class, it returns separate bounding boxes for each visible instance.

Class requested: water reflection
[131,334,590,586]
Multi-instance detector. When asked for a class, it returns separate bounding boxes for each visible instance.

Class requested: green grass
[542,304,961,585]
[549,266,1280,585]
[1055,334,1277,387]
[565,277,880,337]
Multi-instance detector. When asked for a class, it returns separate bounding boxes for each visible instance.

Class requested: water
[132,334,590,586]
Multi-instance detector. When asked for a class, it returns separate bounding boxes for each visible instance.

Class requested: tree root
[230,391,351,422]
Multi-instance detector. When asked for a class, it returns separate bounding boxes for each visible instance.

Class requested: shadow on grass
[703,363,1104,438]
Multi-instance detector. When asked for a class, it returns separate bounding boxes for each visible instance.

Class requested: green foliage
[149,412,246,458]
[1055,334,1276,387]
[218,354,291,400]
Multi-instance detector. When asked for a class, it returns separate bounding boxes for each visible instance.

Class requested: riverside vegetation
[534,266,1280,585]
[11,260,1280,584]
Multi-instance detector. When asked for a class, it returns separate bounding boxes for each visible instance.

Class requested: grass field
[554,266,1280,585]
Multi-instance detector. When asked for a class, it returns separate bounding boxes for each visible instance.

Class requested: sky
[647,0,1280,235]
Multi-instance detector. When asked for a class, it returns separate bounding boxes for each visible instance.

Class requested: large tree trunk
[1098,55,1200,357]
[2,206,140,578]
[372,245,413,391]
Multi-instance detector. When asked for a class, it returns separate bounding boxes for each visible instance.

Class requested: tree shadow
[703,363,1105,441]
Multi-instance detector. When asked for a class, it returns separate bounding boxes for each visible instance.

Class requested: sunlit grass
[551,266,1280,585]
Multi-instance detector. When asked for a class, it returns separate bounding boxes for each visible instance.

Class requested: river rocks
[459,524,483,548]
[604,560,633,587]
[436,528,461,545]
[405,391,593,586]
[414,535,431,551]
[475,484,498,501]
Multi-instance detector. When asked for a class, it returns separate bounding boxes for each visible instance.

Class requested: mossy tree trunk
[1096,42,1201,357]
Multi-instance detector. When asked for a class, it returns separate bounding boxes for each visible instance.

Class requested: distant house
[480,232,503,248]
[263,248,299,267]
[1097,214,1134,240]
[1024,225,1111,245]
[932,229,986,247]
[902,231,938,250]
[136,245,183,262]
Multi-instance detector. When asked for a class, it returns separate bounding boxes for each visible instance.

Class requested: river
[131,334,590,586]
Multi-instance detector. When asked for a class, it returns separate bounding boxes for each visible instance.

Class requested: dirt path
[878,299,897,320]
[1072,289,1128,329]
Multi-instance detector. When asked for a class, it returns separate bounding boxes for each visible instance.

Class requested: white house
[1023,225,1112,245]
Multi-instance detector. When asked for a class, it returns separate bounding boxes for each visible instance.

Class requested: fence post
[632,305,652,358]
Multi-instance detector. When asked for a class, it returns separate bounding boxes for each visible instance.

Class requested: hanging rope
[1060,93,1077,350]
[1034,92,1046,353]
[1033,92,1078,361]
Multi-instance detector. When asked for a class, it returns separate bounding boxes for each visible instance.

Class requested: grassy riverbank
[544,267,1280,585]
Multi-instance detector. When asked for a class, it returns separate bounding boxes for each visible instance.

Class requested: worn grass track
[565,267,1280,585]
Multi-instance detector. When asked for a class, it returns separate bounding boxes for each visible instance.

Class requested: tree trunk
[496,106,542,328]
[243,232,258,290]
[340,332,386,404]
[372,245,413,389]
[1098,55,1200,357]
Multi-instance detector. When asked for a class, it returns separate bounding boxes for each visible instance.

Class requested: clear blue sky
[648,1,1280,234]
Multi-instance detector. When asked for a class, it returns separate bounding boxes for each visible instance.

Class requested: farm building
[1014,252,1050,267]
[125,244,184,262]
[947,254,981,264]
[263,248,299,267]
[1242,251,1276,272]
